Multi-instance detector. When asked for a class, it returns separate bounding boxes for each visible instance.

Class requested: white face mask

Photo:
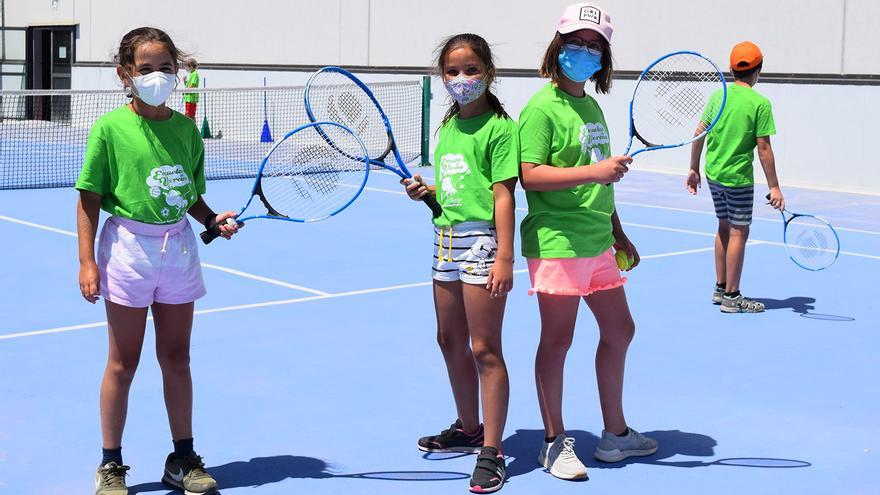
[128,71,177,107]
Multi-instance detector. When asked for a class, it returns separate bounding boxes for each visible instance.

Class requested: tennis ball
[615,249,633,270]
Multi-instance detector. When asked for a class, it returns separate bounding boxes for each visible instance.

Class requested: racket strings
[632,54,725,147]
[306,71,389,158]
[260,125,368,221]
[785,216,839,269]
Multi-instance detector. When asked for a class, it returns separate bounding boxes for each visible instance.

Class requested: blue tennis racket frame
[304,66,414,176]
[303,66,444,218]
[776,210,841,272]
[234,121,370,224]
[623,50,728,157]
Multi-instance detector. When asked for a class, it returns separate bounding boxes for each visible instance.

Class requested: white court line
[0,215,77,237]
[399,173,880,236]
[0,215,329,295]
[2,274,530,340]
[199,263,329,295]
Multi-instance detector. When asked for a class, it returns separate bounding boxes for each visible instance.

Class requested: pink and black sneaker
[469,446,506,493]
[417,419,484,453]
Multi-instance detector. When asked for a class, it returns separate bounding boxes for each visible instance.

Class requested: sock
[544,436,556,444]
[615,427,630,437]
[716,282,726,290]
[173,438,194,459]
[101,447,122,466]
[724,290,741,298]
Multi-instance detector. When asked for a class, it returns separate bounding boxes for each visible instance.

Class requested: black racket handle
[200,218,235,245]
[422,194,443,219]
[200,223,223,245]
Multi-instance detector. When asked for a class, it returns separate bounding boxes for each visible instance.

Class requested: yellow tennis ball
[615,249,632,270]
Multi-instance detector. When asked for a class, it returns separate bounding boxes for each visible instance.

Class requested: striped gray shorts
[707,180,754,226]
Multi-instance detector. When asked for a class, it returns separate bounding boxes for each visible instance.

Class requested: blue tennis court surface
[1,169,877,494]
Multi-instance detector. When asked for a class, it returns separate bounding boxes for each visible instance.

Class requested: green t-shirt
[703,83,776,187]
[183,71,200,103]
[433,111,520,228]
[519,83,615,258]
[75,105,206,224]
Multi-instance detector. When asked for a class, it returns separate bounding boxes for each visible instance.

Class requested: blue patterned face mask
[444,75,487,106]
[558,44,603,83]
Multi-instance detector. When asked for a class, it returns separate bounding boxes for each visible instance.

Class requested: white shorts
[98,216,207,308]
[432,221,498,284]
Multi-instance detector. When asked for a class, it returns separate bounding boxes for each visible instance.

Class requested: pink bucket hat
[556,3,613,43]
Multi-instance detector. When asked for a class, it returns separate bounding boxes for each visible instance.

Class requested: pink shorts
[527,249,626,297]
[98,216,207,308]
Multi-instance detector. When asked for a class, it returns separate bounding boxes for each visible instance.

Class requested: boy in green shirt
[182,59,200,120]
[686,41,785,313]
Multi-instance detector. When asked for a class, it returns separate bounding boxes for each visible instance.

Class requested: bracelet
[203,213,216,229]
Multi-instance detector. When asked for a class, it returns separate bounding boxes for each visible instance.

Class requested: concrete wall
[5,0,878,194]
[5,0,879,74]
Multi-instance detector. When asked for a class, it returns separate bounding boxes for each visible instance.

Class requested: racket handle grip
[200,218,235,245]
[422,194,443,219]
[200,224,223,245]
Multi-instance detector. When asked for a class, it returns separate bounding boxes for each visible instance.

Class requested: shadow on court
[493,428,804,475]
[128,455,469,494]
[755,296,856,321]
[755,296,816,314]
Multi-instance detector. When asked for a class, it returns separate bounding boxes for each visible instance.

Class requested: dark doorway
[25,25,75,120]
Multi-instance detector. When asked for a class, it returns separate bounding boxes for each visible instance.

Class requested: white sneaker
[594,428,658,462]
[537,434,588,480]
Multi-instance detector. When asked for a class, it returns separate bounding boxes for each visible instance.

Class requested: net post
[420,75,431,167]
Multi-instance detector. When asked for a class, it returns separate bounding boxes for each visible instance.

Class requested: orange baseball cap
[730,41,763,71]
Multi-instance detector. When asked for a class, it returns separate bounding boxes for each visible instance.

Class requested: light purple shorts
[98,216,207,308]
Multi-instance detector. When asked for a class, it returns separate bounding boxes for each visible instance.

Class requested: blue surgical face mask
[558,44,603,83]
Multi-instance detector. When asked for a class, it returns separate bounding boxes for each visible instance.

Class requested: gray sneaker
[537,434,588,480]
[162,452,217,495]
[712,285,724,304]
[720,294,765,313]
[95,462,129,495]
[594,428,658,463]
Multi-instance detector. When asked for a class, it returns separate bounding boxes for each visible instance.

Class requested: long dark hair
[540,32,613,94]
[435,33,509,128]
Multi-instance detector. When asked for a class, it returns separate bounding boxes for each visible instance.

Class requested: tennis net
[0,80,425,189]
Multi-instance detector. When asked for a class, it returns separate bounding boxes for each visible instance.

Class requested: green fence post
[420,75,431,167]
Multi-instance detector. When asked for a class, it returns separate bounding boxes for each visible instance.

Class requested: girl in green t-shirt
[403,33,518,494]
[75,27,239,495]
[518,3,656,480]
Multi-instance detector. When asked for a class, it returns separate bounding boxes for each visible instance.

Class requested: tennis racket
[200,121,370,244]
[624,51,727,157]
[766,193,840,271]
[304,66,443,218]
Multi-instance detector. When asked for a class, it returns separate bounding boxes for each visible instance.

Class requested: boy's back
[704,83,775,187]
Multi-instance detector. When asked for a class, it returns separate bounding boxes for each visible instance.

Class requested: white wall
[8,0,880,195]
[5,0,880,74]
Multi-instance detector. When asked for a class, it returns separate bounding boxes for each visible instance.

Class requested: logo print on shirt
[578,122,609,162]
[147,165,193,218]
[439,153,471,208]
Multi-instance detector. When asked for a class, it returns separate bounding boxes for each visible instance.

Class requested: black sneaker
[417,419,484,453]
[161,452,218,495]
[469,446,506,493]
